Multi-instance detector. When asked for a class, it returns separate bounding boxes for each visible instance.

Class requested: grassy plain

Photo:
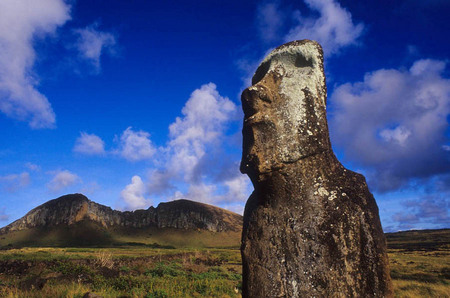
[387,229,449,297]
[0,229,448,297]
[0,223,241,249]
[0,247,242,297]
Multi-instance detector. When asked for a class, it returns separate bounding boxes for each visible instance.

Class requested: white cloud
[120,175,151,210]
[74,23,116,72]
[47,170,80,192]
[284,0,364,56]
[168,174,252,206]
[73,132,106,155]
[0,0,70,128]
[0,172,30,192]
[255,0,363,57]
[117,127,156,162]
[223,175,253,203]
[169,182,248,214]
[330,59,450,191]
[379,126,411,146]
[144,83,250,206]
[170,183,217,204]
[167,83,237,182]
[239,0,363,89]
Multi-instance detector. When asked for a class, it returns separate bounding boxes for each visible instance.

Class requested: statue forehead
[247,41,327,137]
[252,40,325,106]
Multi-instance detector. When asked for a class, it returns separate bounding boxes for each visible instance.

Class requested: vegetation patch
[388,230,450,297]
[0,230,448,297]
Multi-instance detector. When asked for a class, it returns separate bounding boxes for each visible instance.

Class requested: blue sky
[0,0,449,232]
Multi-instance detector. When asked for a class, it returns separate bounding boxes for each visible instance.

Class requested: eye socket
[295,54,313,68]
[252,61,271,85]
[251,52,314,86]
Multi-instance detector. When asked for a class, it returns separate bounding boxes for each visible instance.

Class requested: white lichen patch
[317,187,329,197]
[254,41,326,163]
[262,41,325,107]
[328,190,338,201]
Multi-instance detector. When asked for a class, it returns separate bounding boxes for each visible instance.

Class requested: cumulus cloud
[115,83,251,211]
[0,172,30,192]
[74,23,116,72]
[0,0,70,128]
[73,132,106,155]
[167,83,237,181]
[238,0,363,89]
[116,127,156,162]
[169,84,236,147]
[47,170,80,192]
[255,0,363,57]
[120,175,151,210]
[168,174,252,207]
[223,175,253,203]
[379,126,411,147]
[73,129,155,160]
[144,83,252,208]
[170,183,217,204]
[285,0,364,56]
[148,83,239,188]
[330,59,450,192]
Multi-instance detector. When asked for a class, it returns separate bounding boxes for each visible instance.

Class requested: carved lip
[244,112,270,126]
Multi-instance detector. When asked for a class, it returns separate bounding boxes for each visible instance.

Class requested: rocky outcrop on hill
[240,40,393,297]
[0,194,242,234]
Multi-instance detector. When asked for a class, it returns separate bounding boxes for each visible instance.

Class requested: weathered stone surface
[0,193,242,234]
[240,40,393,297]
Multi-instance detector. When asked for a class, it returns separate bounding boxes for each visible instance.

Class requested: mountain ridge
[0,194,243,247]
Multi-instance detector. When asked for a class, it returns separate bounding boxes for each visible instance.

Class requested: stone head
[240,40,331,180]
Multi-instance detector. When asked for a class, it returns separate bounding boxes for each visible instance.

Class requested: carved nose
[241,88,258,118]
[241,86,272,120]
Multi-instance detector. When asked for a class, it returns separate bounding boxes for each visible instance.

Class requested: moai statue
[240,40,393,297]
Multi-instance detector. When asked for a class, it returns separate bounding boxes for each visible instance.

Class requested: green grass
[0,230,449,297]
[0,247,242,297]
